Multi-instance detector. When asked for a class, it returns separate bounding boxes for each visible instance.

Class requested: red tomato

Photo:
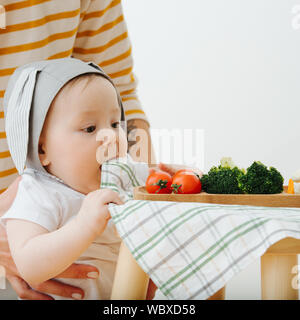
[146,171,173,194]
[171,170,202,194]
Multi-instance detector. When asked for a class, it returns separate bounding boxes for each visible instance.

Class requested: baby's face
[38,75,128,195]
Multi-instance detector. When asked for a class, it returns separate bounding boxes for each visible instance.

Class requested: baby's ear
[38,143,50,166]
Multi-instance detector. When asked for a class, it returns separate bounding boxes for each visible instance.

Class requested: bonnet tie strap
[5,67,40,175]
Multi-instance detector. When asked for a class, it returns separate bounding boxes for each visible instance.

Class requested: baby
[1,58,200,300]
[1,58,141,300]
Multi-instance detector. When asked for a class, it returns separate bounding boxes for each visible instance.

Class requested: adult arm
[72,1,156,165]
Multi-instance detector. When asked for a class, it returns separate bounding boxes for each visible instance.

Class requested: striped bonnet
[3,58,126,176]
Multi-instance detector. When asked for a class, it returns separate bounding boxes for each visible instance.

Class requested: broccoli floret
[237,161,284,194]
[220,157,235,169]
[201,165,245,194]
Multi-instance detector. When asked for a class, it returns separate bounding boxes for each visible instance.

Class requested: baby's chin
[76,182,101,195]
[72,170,102,195]
[43,164,102,195]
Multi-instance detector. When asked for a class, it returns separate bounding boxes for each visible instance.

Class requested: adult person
[0,0,157,300]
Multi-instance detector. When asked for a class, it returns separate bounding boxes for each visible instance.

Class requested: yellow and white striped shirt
[0,0,149,193]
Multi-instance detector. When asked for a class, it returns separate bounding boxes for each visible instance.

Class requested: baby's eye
[112,122,120,128]
[83,125,96,133]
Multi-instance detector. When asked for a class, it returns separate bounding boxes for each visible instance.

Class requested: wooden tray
[133,186,300,208]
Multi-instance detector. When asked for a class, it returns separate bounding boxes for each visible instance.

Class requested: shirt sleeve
[72,0,150,125]
[0,174,62,232]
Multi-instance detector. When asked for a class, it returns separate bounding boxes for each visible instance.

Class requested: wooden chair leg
[261,254,298,300]
[111,241,149,300]
[207,286,226,300]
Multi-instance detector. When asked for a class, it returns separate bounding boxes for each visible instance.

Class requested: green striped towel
[100,154,300,300]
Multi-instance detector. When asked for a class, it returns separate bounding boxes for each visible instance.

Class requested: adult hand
[0,177,100,300]
[149,163,203,178]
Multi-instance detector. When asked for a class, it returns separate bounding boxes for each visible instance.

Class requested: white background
[1,0,300,301]
[122,0,300,299]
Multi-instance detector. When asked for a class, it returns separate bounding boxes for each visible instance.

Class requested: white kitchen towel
[101,154,300,300]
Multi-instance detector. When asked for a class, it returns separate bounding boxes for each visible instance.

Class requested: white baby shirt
[1,159,140,300]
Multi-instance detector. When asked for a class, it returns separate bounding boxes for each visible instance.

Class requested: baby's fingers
[101,189,124,206]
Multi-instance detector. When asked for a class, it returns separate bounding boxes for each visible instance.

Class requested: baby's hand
[149,163,203,178]
[77,189,124,237]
